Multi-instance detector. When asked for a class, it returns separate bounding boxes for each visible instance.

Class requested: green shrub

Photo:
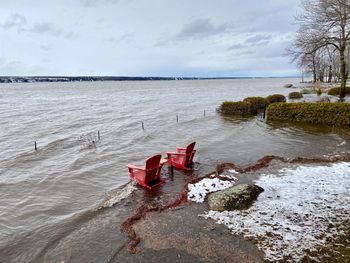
[288,92,303,99]
[301,89,316,95]
[266,94,286,104]
[243,97,269,113]
[327,87,350,96]
[219,101,252,116]
[266,102,350,127]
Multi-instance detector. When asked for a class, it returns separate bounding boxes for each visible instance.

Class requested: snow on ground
[188,173,238,203]
[201,162,350,262]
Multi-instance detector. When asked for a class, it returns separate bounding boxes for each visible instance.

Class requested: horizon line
[0,75,301,79]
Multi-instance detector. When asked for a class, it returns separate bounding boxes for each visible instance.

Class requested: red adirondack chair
[166,142,196,171]
[127,154,167,189]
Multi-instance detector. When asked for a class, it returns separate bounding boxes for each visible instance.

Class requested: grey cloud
[244,34,272,45]
[3,14,77,39]
[81,0,121,6]
[106,33,133,44]
[40,45,51,51]
[228,43,247,50]
[175,18,229,40]
[64,31,78,39]
[31,23,62,35]
[2,13,27,31]
[29,23,77,39]
[236,50,254,57]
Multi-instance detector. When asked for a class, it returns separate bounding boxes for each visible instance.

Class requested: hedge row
[219,94,286,116]
[266,94,286,103]
[288,92,303,99]
[327,87,350,96]
[243,97,269,112]
[219,101,252,116]
[266,102,350,127]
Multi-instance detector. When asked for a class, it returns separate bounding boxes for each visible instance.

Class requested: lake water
[0,78,349,260]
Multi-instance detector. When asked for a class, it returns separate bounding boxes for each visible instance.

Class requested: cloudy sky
[0,0,301,77]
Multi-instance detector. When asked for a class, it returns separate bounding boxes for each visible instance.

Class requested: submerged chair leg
[169,165,174,176]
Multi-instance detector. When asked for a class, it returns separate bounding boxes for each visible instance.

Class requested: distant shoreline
[0,76,299,83]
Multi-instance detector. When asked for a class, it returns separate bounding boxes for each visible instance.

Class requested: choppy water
[0,79,349,260]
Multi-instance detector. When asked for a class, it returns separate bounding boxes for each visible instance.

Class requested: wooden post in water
[34,141,37,151]
[263,106,266,119]
[176,114,178,123]
[98,131,101,141]
[142,121,144,130]
[204,110,206,117]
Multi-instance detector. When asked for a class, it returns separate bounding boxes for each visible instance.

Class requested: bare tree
[290,0,350,98]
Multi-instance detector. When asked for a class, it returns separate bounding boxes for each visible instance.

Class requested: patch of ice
[188,177,236,203]
[201,162,350,262]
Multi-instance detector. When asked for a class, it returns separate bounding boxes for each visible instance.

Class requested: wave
[97,181,136,209]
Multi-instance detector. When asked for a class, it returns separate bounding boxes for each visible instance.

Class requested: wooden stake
[142,121,144,130]
[204,110,206,117]
[34,141,37,151]
[176,114,178,123]
[98,131,101,141]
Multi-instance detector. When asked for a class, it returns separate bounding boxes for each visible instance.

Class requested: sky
[0,0,301,77]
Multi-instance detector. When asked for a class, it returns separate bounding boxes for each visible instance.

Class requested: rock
[284,84,294,88]
[207,184,264,211]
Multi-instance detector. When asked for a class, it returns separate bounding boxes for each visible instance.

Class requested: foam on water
[98,181,136,209]
[201,162,350,262]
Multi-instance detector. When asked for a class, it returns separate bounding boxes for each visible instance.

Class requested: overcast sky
[0,0,301,77]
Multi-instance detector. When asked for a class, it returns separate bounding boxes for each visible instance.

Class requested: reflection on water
[0,78,349,259]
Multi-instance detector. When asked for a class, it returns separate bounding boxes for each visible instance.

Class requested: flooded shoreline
[2,153,349,262]
[1,78,350,262]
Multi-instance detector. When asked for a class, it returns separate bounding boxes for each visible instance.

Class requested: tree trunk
[320,69,324,82]
[339,48,347,98]
[312,59,317,83]
[328,65,332,83]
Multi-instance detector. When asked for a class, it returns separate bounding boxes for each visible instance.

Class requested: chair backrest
[145,154,162,179]
[184,142,196,166]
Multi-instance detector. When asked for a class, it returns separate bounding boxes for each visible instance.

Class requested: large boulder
[207,184,264,212]
[284,84,294,88]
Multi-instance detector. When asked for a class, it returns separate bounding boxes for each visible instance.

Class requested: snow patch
[188,177,237,203]
[201,162,350,262]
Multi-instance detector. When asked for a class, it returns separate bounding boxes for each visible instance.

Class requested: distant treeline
[0,76,200,83]
[0,76,283,83]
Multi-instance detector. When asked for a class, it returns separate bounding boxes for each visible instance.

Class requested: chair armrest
[177,148,186,153]
[160,158,168,165]
[166,152,186,156]
[127,164,145,170]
